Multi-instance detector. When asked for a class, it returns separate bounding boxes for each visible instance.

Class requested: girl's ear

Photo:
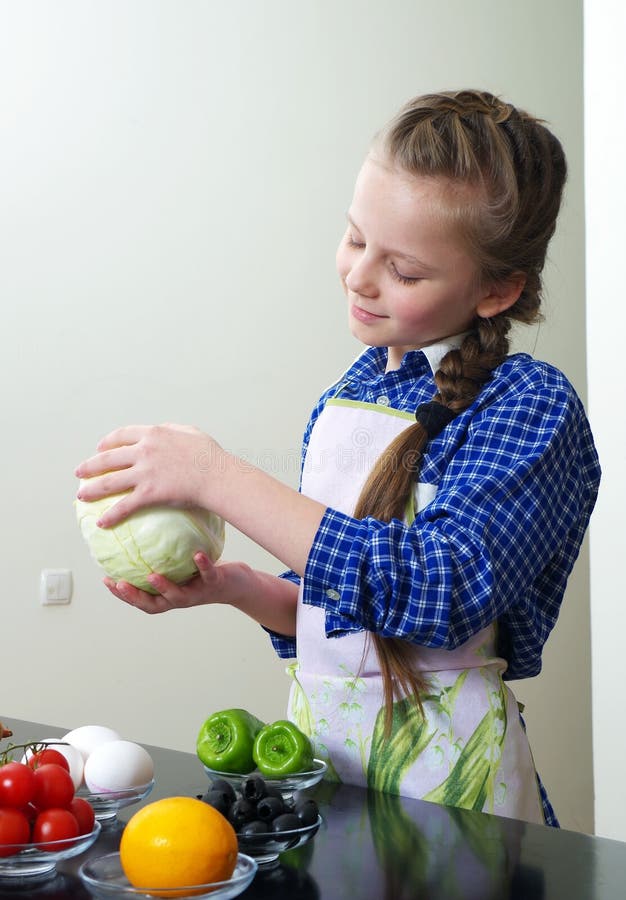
[476,273,526,319]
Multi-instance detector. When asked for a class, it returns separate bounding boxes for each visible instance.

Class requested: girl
[75,89,600,826]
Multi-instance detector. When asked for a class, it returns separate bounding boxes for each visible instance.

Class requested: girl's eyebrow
[346,213,434,271]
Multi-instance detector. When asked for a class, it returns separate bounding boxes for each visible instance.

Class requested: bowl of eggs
[23,725,155,825]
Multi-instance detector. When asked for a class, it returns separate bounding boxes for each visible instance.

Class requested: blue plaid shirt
[270,345,600,681]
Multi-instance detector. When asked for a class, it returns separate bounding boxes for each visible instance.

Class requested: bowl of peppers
[196,709,327,796]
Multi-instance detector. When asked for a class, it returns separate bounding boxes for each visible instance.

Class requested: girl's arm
[75,424,327,577]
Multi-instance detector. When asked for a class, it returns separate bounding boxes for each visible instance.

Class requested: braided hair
[353,90,568,731]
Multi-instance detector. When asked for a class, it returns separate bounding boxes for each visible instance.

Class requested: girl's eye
[390,263,421,285]
[347,235,365,249]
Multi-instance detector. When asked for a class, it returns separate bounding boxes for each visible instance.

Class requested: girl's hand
[76,421,326,578]
[75,424,227,528]
[105,552,252,615]
[105,551,299,636]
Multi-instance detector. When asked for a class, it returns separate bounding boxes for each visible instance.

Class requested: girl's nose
[345,257,378,298]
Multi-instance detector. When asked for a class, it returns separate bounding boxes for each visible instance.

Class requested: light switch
[40,569,73,605]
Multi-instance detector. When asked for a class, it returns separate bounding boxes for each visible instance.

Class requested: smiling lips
[351,303,387,324]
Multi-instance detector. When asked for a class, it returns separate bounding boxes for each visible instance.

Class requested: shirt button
[376,395,390,406]
[326,588,341,601]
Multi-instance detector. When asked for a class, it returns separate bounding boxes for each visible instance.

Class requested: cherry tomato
[0,762,36,808]
[32,808,79,851]
[27,748,70,773]
[0,808,30,856]
[32,764,75,811]
[17,803,38,825]
[68,797,95,835]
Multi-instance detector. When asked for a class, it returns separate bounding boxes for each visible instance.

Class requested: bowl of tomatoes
[0,748,101,878]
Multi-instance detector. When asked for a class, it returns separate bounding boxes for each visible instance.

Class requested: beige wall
[0,1,592,832]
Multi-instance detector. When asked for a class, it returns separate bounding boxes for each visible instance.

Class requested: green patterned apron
[288,393,544,823]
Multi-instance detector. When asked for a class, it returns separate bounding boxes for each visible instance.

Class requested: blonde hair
[355,90,567,731]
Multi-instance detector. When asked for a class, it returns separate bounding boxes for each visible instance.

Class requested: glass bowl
[203,759,327,798]
[0,821,101,880]
[79,851,258,899]
[77,779,155,823]
[236,814,322,868]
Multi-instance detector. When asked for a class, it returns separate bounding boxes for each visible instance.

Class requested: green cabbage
[75,486,225,593]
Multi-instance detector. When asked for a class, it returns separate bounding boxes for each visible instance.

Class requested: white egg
[62,725,121,762]
[20,738,84,790]
[83,740,154,795]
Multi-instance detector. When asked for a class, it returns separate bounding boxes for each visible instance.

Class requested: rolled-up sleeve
[264,629,298,659]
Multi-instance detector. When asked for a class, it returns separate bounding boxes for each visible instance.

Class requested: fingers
[194,551,216,576]
[95,426,152,452]
[75,437,153,526]
[193,552,225,593]
[95,423,197,452]
[101,550,222,617]
[76,469,135,502]
[88,491,141,528]
[104,577,182,614]
[75,425,153,480]
[103,577,125,599]
[75,448,136,483]
[145,573,179,595]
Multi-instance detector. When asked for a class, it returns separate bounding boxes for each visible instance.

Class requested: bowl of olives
[201,774,322,868]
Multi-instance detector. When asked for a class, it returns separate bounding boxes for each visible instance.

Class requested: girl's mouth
[351,303,387,324]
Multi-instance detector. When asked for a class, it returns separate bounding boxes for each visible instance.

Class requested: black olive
[239,819,270,836]
[241,775,268,803]
[293,797,319,826]
[227,798,257,828]
[201,789,231,816]
[210,778,237,803]
[272,812,301,832]
[256,795,284,822]
[265,784,284,801]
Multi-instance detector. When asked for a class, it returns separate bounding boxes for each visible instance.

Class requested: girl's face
[336,157,495,371]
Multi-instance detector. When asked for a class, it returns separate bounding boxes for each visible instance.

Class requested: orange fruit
[119,796,238,897]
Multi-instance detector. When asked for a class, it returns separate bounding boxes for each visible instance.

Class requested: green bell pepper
[252,719,314,776]
[196,708,265,774]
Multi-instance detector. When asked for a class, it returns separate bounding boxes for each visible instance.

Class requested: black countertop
[1,717,625,899]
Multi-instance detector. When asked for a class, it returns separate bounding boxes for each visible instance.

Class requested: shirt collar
[417,333,467,375]
[354,334,467,383]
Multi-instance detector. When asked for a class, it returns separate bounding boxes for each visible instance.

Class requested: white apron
[287,394,544,824]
